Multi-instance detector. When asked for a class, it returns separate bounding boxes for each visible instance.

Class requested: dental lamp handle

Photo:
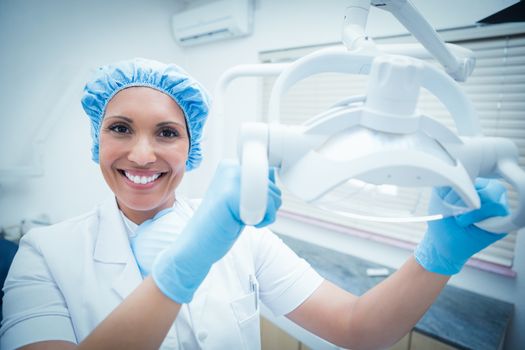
[457,137,525,233]
[239,123,269,225]
[213,64,287,226]
[475,160,525,233]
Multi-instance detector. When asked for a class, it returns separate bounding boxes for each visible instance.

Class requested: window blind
[259,27,525,269]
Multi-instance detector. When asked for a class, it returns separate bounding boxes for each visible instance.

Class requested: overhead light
[215,0,525,233]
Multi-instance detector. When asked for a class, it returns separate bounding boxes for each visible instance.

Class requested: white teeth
[124,171,161,185]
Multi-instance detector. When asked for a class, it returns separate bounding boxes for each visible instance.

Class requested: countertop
[279,234,514,350]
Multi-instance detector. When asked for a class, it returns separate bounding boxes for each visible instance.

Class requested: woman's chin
[117,195,174,216]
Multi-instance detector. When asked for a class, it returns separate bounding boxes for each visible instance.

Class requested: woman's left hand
[414,178,509,275]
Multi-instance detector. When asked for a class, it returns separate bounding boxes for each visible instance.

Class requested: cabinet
[410,332,457,350]
[261,317,304,350]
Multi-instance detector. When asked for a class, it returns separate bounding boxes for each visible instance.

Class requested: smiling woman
[100,87,190,224]
[0,58,291,350]
[0,58,510,350]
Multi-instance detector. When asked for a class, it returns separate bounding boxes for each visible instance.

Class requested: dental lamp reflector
[240,55,475,222]
[237,52,525,233]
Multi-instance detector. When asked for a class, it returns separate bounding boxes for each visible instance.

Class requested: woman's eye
[109,124,130,134]
[159,128,179,138]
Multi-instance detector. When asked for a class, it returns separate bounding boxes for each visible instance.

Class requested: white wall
[0,0,185,224]
[0,0,523,349]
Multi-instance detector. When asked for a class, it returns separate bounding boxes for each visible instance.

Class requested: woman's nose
[128,136,156,165]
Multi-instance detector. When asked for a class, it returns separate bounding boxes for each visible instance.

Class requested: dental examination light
[215,0,525,233]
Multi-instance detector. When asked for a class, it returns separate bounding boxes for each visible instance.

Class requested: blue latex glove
[414,178,509,275]
[152,159,282,303]
[130,207,187,277]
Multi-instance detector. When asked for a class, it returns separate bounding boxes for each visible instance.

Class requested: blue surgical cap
[81,58,210,171]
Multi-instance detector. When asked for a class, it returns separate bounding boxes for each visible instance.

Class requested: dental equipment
[215,0,525,233]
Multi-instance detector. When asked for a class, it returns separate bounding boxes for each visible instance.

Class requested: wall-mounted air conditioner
[172,0,254,47]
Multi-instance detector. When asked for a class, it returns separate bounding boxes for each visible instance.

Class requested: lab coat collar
[94,196,142,300]
[94,196,130,264]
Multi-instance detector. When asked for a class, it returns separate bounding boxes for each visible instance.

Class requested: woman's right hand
[151,159,281,304]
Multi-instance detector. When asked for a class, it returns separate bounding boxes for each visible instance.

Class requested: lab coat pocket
[230,291,261,349]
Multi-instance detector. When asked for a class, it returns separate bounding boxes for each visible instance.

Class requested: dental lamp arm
[371,0,475,81]
[378,42,475,69]
[342,0,376,51]
[343,0,474,81]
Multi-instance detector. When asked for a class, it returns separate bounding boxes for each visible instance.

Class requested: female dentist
[0,58,509,350]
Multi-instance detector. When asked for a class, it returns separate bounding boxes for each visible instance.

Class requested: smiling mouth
[118,170,166,185]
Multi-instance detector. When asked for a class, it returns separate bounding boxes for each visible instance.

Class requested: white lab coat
[1,196,323,350]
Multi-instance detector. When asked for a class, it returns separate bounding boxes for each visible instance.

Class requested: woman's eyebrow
[103,116,185,128]
[105,115,133,123]
[157,121,186,128]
